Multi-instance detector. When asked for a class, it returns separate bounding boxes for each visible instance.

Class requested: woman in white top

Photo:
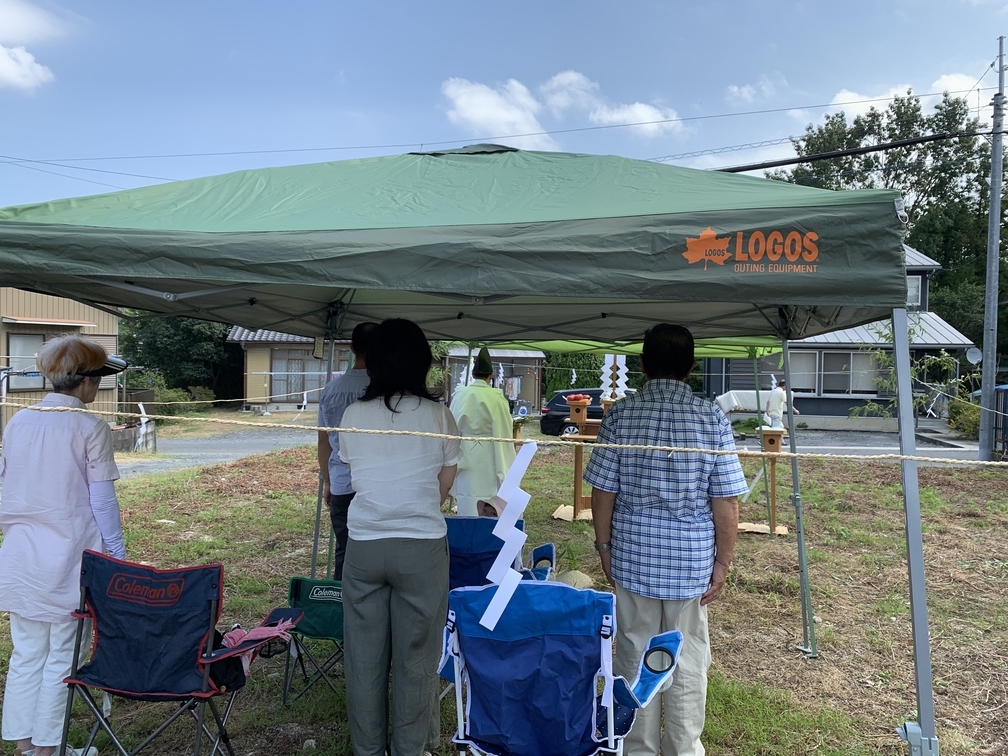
[0,335,128,756]
[338,319,461,756]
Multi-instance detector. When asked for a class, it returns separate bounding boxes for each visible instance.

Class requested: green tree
[542,352,604,397]
[773,90,1006,355]
[119,314,243,399]
[928,280,986,347]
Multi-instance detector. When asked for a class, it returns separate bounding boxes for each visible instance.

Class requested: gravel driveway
[116,426,317,478]
[111,423,978,479]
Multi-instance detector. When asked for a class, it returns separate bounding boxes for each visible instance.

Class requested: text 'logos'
[682,227,820,273]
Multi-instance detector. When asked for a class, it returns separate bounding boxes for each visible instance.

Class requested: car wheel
[560,423,579,437]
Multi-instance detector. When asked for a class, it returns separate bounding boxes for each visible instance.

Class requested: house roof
[227,326,316,344]
[904,245,941,271]
[447,346,545,359]
[793,311,972,349]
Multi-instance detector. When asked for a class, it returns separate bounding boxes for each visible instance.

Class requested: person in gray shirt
[317,321,377,580]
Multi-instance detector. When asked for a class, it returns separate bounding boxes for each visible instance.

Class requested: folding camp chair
[61,550,302,756]
[281,576,344,705]
[445,516,555,590]
[439,581,683,756]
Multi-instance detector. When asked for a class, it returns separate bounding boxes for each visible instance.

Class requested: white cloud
[0,0,66,45]
[809,74,993,128]
[442,69,686,147]
[929,72,993,124]
[726,83,757,103]
[0,0,66,91]
[828,85,911,118]
[441,77,558,150]
[590,101,684,137]
[726,73,786,104]
[539,70,600,117]
[0,43,54,90]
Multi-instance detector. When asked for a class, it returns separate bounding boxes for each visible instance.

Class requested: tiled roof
[794,311,972,349]
[904,245,941,271]
[227,326,316,344]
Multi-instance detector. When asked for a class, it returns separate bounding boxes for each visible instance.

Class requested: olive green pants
[343,536,448,756]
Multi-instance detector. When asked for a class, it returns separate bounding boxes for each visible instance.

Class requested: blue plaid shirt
[583,379,748,600]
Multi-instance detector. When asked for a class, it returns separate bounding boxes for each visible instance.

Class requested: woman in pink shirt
[0,335,128,756]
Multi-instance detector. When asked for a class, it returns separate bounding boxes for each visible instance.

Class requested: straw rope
[3,401,1006,468]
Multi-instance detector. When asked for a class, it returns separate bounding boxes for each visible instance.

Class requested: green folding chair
[282,577,344,704]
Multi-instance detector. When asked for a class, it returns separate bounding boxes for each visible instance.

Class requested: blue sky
[0,0,1004,207]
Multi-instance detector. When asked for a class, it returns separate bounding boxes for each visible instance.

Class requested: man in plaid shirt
[584,324,747,756]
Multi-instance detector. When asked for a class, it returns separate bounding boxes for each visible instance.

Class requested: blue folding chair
[439,582,682,756]
[445,516,555,590]
[61,550,302,756]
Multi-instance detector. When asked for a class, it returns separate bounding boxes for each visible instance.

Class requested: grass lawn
[1,429,1006,755]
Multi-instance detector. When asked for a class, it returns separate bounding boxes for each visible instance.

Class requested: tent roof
[0,145,906,343]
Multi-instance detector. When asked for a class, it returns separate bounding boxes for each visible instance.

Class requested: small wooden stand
[760,428,786,536]
[569,433,596,519]
[558,398,617,522]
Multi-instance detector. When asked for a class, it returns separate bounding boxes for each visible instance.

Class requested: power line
[28,87,997,165]
[649,137,795,163]
[0,158,125,190]
[717,130,996,173]
[0,155,175,183]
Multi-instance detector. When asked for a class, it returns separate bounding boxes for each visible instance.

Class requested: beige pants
[613,582,711,756]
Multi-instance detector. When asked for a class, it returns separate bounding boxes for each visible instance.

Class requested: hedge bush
[948,398,980,440]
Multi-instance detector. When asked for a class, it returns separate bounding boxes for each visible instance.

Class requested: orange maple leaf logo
[683,227,732,270]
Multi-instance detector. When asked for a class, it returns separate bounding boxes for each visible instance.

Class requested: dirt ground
[172,445,1008,753]
[7,440,1004,755]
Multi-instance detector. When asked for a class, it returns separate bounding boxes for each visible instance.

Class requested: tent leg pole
[892,307,939,755]
[752,355,773,535]
[312,305,347,580]
[324,335,337,580]
[782,340,817,657]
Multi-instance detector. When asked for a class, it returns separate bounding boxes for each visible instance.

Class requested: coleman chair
[281,576,344,705]
[439,581,683,756]
[445,516,555,591]
[61,550,302,756]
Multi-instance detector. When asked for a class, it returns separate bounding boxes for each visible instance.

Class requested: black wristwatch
[594,541,612,552]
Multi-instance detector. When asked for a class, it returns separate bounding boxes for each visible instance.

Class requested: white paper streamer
[479,441,537,630]
[479,569,523,631]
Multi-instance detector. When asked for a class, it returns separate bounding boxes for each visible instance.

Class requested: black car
[539,388,606,436]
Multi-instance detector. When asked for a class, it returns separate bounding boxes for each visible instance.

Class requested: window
[822,351,880,395]
[337,349,351,374]
[8,334,45,390]
[271,348,328,403]
[787,352,817,393]
[906,276,922,309]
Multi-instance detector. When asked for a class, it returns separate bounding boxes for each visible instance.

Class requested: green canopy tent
[0,145,936,753]
[0,144,903,342]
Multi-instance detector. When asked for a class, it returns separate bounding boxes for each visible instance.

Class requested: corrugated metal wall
[1,289,119,432]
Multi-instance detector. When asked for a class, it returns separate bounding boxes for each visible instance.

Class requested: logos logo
[309,585,343,602]
[683,227,731,270]
[682,228,820,274]
[107,573,185,607]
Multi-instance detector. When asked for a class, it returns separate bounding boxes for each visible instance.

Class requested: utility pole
[980,36,1005,461]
